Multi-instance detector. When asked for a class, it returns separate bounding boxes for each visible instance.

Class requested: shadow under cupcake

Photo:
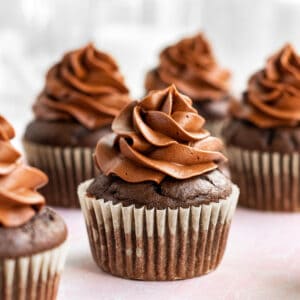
[78,85,239,280]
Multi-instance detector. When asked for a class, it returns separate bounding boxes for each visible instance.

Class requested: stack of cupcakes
[224,44,300,211]
[23,44,132,208]
[0,115,67,299]
[145,33,233,138]
[78,85,239,280]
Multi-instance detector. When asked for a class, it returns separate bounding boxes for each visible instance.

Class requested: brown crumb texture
[0,207,67,258]
[87,169,232,209]
[224,119,300,153]
[24,119,111,147]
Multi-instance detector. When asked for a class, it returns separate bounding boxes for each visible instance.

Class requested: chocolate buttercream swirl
[0,116,48,227]
[232,44,300,128]
[145,33,231,101]
[95,85,226,183]
[34,43,131,129]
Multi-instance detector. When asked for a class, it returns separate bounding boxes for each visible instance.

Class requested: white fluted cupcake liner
[0,242,67,300]
[23,140,97,208]
[227,146,300,211]
[78,180,239,280]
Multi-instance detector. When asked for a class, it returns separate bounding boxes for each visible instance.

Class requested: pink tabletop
[56,208,300,300]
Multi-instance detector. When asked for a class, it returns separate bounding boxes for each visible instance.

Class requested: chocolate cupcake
[145,33,233,138]
[224,44,300,211]
[78,85,239,280]
[0,115,67,299]
[23,44,132,208]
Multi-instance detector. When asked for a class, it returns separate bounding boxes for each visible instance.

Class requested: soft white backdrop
[1,0,300,140]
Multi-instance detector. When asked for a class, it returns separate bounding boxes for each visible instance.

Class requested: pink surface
[56,208,300,300]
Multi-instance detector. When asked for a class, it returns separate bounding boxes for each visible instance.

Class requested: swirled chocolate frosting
[232,44,300,128]
[34,44,131,129]
[94,85,226,183]
[145,33,231,101]
[0,116,48,227]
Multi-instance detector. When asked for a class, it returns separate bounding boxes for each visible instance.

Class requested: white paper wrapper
[23,140,97,208]
[78,180,239,280]
[227,146,300,211]
[0,242,67,300]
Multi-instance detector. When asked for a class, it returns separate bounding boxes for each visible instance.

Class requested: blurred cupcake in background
[23,43,132,208]
[224,44,300,211]
[145,33,233,138]
[78,85,239,280]
[0,115,67,299]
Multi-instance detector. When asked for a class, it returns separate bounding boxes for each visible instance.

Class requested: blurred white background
[1,0,300,141]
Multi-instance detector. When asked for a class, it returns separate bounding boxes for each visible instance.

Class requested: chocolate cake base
[78,179,239,280]
[87,169,232,209]
[0,208,67,300]
[224,119,300,153]
[24,119,111,147]
[0,207,67,258]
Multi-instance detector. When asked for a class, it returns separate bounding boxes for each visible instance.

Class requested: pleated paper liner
[227,146,300,211]
[23,140,97,208]
[78,180,239,280]
[0,242,67,300]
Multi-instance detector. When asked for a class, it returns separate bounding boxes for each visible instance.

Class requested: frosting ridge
[94,85,226,183]
[34,43,131,129]
[0,116,48,227]
[145,33,231,101]
[232,44,300,128]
